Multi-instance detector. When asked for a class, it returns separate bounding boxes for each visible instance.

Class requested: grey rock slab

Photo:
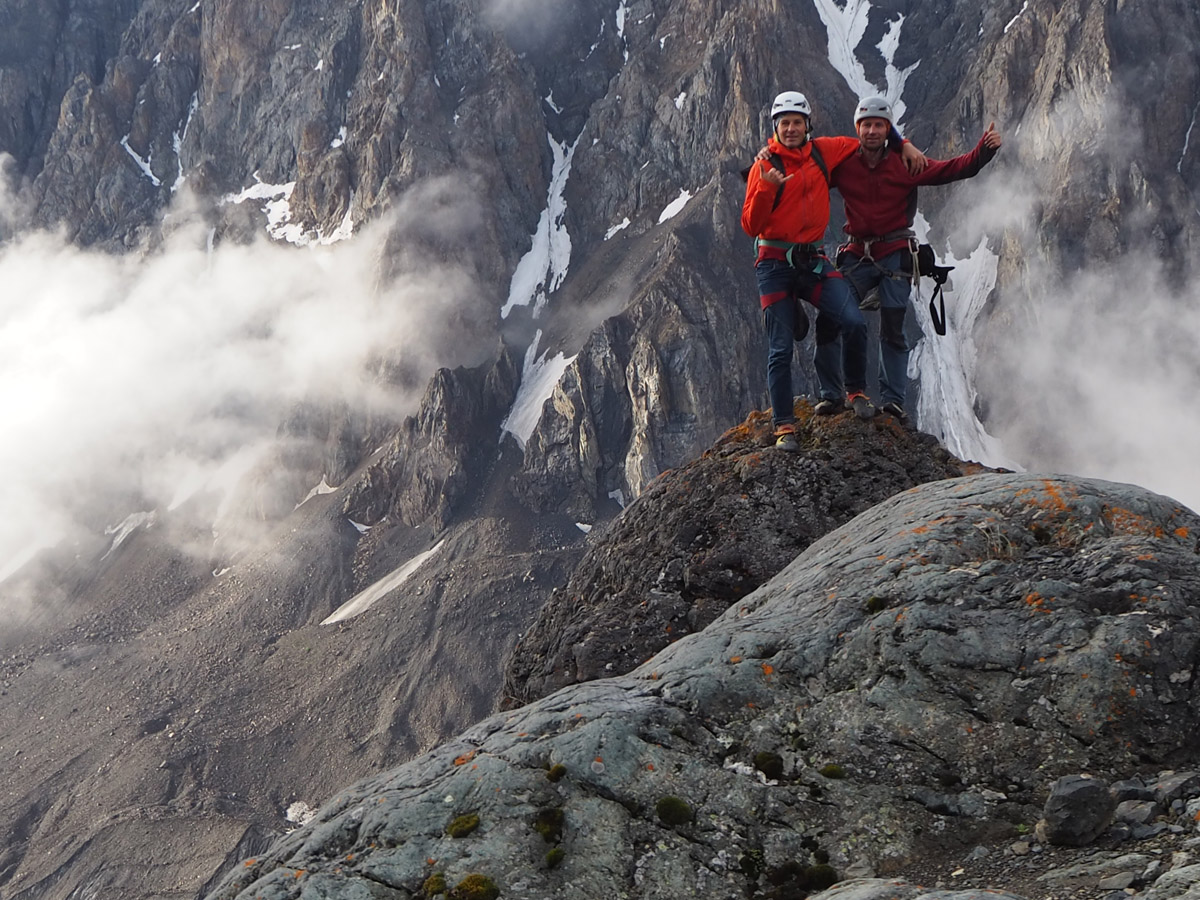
[1117,799,1163,825]
[202,474,1200,899]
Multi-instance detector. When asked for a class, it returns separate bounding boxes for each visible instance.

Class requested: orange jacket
[741,135,861,244]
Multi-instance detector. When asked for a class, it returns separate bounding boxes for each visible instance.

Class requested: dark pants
[834,249,913,407]
[756,256,868,427]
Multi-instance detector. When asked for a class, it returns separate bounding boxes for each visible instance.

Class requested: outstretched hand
[901,141,928,176]
[983,121,1003,149]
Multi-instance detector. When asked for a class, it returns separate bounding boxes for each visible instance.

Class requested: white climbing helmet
[771,91,812,122]
[854,95,894,125]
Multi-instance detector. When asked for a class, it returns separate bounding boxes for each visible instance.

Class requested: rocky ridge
[506,399,996,705]
[200,471,1200,900]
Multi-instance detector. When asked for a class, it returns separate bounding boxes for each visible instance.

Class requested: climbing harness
[837,237,954,335]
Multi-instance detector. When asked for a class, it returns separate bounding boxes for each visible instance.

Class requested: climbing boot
[848,392,876,420]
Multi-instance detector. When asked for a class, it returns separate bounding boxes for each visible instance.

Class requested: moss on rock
[655,795,694,826]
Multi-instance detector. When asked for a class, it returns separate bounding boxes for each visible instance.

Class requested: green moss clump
[546,763,567,782]
[533,807,564,843]
[865,596,887,614]
[446,813,480,838]
[450,874,499,900]
[806,863,838,890]
[655,795,694,826]
[545,846,565,869]
[739,847,765,879]
[818,763,846,779]
[423,872,447,896]
[753,751,785,780]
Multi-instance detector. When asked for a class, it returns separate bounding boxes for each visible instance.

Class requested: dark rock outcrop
[505,400,997,705]
[201,472,1200,899]
[1038,775,1117,847]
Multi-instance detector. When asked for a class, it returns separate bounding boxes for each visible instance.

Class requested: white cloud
[0,177,486,597]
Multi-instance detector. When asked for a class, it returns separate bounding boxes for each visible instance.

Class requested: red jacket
[741,135,861,250]
[831,134,997,258]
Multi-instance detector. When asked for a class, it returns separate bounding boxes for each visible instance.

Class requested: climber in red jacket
[817,96,1002,422]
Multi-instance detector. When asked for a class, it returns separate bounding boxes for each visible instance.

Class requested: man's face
[774,113,809,148]
[856,116,890,150]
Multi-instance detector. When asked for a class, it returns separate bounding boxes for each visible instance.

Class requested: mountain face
[1,0,1199,898]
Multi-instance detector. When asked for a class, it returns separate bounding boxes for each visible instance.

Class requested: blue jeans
[756,257,867,426]
[835,250,913,407]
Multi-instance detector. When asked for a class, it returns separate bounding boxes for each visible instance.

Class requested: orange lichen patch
[346,854,356,861]
[1081,673,1090,679]
[454,751,477,766]
[244,859,258,868]
[294,870,306,878]
[646,763,656,771]
[1105,506,1167,538]
[1129,688,1138,697]
[1023,592,1052,614]
[730,656,743,664]
[594,756,604,763]
[761,664,775,678]
[1176,527,1191,539]
[427,858,437,866]
[1136,554,1155,561]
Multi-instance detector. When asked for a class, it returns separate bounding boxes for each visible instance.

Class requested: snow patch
[658,189,692,223]
[674,92,687,110]
[616,0,630,61]
[812,0,874,99]
[121,136,161,187]
[221,175,354,246]
[321,540,446,624]
[605,217,631,240]
[349,520,372,534]
[295,476,338,509]
[102,511,157,560]
[812,0,919,127]
[1180,101,1200,173]
[286,801,318,827]
[501,330,577,449]
[608,488,626,508]
[544,92,563,114]
[331,126,347,149]
[171,94,199,193]
[1004,1,1030,34]
[575,522,593,534]
[501,134,580,320]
